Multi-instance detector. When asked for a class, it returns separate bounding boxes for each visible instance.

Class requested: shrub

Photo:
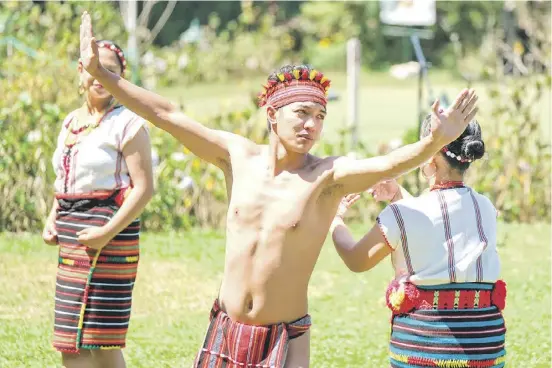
[0,1,126,231]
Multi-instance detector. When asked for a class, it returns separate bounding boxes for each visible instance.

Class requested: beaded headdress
[258,68,331,109]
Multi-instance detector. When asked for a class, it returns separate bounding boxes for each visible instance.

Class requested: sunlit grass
[0,221,549,367]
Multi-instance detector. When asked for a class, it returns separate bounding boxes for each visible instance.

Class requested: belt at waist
[55,187,132,210]
[211,299,311,339]
[386,280,507,315]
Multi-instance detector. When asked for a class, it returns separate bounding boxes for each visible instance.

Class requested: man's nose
[304,117,316,129]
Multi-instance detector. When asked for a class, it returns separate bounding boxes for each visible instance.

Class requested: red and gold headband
[79,41,127,76]
[258,68,331,109]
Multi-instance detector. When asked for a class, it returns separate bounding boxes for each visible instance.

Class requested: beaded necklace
[64,100,119,148]
[430,181,465,191]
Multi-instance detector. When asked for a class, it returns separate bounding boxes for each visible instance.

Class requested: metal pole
[347,38,360,150]
[410,34,427,194]
[126,0,139,84]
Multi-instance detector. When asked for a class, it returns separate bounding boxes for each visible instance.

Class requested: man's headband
[258,68,331,109]
[79,41,127,76]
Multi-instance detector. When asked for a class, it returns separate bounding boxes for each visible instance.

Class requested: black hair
[421,114,485,173]
[265,64,315,131]
[97,39,126,73]
[266,64,315,83]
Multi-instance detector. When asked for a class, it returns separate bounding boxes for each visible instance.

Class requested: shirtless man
[80,12,478,368]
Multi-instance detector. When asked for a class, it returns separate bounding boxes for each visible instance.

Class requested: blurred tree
[140,1,305,47]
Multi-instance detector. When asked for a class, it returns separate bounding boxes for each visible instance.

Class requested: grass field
[158,70,551,149]
[0,222,550,367]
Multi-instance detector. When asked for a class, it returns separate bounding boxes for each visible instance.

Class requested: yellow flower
[388,285,405,311]
[282,34,295,50]
[206,178,214,191]
[184,198,192,208]
[513,41,524,56]
[319,38,331,48]
[192,159,201,170]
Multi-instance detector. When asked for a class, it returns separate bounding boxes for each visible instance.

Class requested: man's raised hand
[80,11,100,75]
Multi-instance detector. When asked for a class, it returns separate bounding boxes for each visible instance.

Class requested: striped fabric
[194,300,311,368]
[436,192,457,282]
[389,283,506,368]
[388,204,414,276]
[266,80,327,109]
[53,196,140,353]
[468,189,490,282]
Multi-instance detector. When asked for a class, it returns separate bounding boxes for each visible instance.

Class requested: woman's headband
[79,41,127,76]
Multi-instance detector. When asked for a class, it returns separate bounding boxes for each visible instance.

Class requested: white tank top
[377,187,500,285]
[52,106,148,194]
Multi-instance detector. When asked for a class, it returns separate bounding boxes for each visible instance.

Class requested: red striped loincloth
[52,195,140,353]
[193,300,311,368]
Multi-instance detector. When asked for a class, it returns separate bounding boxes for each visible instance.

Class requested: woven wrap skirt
[193,300,311,368]
[52,195,140,353]
[388,282,506,368]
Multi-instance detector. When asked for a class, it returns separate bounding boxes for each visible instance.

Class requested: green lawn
[158,70,551,149]
[0,222,550,367]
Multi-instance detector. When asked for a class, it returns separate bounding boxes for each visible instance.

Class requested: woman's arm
[331,216,393,273]
[330,194,393,272]
[369,180,413,202]
[42,198,59,245]
[394,185,413,201]
[104,127,154,236]
[47,197,59,221]
[77,127,154,248]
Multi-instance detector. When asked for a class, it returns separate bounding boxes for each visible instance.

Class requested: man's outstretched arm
[80,11,247,168]
[91,67,238,166]
[332,89,478,195]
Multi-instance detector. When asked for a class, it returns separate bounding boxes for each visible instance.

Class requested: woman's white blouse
[52,106,148,194]
[377,187,500,285]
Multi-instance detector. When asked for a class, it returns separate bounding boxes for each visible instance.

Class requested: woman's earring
[78,80,85,95]
[421,162,436,179]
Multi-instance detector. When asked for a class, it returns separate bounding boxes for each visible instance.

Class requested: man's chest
[227,166,339,230]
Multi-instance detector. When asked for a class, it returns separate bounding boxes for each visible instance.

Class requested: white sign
[380,0,436,27]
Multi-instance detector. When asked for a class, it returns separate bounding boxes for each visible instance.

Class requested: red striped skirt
[193,300,311,368]
[52,195,140,353]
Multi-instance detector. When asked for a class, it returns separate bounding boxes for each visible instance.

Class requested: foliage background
[0,1,550,231]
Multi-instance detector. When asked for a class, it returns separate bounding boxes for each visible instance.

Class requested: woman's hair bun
[462,137,485,161]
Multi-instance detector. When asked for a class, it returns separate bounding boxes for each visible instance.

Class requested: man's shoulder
[297,155,336,177]
[226,135,262,157]
[309,155,344,170]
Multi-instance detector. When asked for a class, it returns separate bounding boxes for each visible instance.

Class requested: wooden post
[347,38,361,150]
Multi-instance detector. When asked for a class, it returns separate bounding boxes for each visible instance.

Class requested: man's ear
[266,105,278,132]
